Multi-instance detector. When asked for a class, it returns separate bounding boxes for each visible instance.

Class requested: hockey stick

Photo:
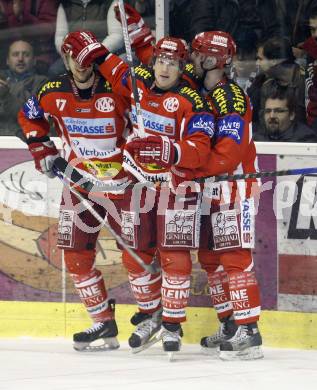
[118,0,145,138]
[55,156,317,185]
[53,158,160,274]
[197,167,317,183]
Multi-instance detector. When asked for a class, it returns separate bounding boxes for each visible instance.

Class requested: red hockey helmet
[153,37,189,63]
[191,31,236,68]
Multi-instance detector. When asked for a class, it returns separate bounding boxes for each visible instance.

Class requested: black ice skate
[200,316,238,354]
[219,322,264,360]
[73,299,119,352]
[128,309,162,353]
[158,322,183,361]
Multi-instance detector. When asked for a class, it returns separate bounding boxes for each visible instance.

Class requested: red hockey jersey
[18,72,131,195]
[182,69,260,202]
[98,54,215,183]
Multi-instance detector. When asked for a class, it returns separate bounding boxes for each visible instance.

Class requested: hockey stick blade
[53,157,133,193]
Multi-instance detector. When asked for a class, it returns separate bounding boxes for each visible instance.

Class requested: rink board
[0,139,317,349]
[0,300,317,349]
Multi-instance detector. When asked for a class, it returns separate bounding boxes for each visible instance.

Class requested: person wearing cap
[62,23,215,355]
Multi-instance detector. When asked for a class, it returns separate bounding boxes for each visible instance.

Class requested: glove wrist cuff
[173,143,180,165]
[26,136,50,145]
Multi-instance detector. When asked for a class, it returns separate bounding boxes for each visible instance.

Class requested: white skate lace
[134,319,157,339]
[159,327,181,343]
[83,322,105,334]
[227,325,249,345]
[207,322,226,342]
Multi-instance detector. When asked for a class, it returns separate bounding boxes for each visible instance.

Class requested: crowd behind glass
[1,0,317,143]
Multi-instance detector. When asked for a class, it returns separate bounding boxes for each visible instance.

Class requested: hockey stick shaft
[54,156,317,189]
[118,0,145,138]
[201,167,317,182]
[53,160,160,274]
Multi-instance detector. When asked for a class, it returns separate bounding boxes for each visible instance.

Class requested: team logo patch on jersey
[164,210,197,247]
[148,101,159,108]
[38,81,62,97]
[121,211,137,248]
[179,86,204,111]
[211,210,241,250]
[82,160,122,179]
[131,107,175,135]
[57,209,75,248]
[188,114,215,137]
[63,117,116,135]
[218,114,244,144]
[76,108,91,113]
[229,83,247,115]
[211,83,247,116]
[240,198,255,248]
[95,97,115,112]
[135,65,152,80]
[163,97,179,112]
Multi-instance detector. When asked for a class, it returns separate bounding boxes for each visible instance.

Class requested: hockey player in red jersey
[187,31,263,360]
[63,29,215,356]
[112,4,263,360]
[18,31,132,352]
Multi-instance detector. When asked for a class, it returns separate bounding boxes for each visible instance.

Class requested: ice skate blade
[219,346,264,361]
[201,346,219,356]
[131,334,161,354]
[168,352,175,362]
[73,337,120,352]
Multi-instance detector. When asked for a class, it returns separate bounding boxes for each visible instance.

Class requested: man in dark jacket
[247,36,306,124]
[254,86,317,142]
[0,39,47,137]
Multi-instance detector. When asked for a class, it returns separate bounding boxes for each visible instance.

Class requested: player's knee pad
[197,249,221,274]
[64,249,96,275]
[122,248,156,274]
[220,248,253,274]
[160,250,192,275]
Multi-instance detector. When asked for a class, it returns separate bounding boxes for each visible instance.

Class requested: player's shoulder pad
[96,76,113,93]
[177,85,207,112]
[134,64,154,87]
[209,80,247,117]
[183,63,201,83]
[37,75,68,99]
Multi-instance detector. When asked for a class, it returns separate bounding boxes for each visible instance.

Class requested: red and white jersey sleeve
[18,74,131,195]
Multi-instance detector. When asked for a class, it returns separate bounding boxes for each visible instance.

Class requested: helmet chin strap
[202,56,218,71]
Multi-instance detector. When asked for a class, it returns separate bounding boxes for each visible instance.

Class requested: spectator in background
[128,0,155,31]
[254,83,317,142]
[168,0,196,43]
[302,7,317,130]
[189,0,281,59]
[189,0,239,44]
[51,0,123,75]
[0,39,47,137]
[0,0,59,73]
[275,0,317,51]
[247,36,306,125]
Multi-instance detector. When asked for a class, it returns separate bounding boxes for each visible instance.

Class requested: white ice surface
[0,339,316,390]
